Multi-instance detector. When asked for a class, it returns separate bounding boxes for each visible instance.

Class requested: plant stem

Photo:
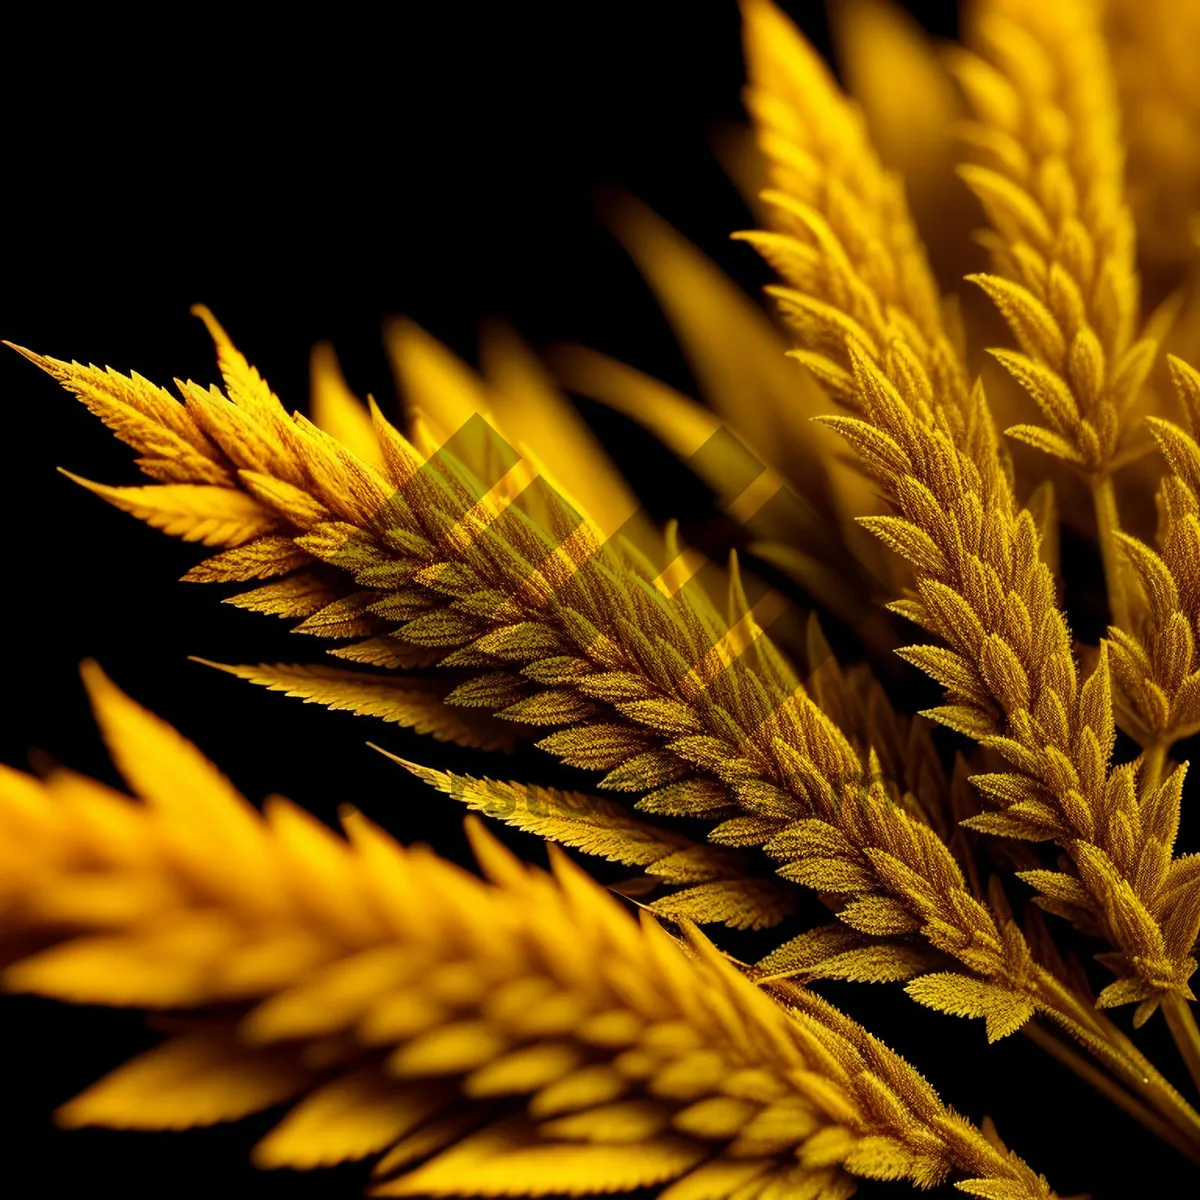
[1036,971,1200,1150]
[1022,1021,1200,1166]
[1142,740,1168,795]
[1093,473,1132,631]
[1164,995,1200,1096]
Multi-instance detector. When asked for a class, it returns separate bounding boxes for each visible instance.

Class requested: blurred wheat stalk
[6,0,1200,1195]
[0,666,1051,1198]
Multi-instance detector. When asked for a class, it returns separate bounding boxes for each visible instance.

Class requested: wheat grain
[951,0,1155,482]
[949,0,1162,648]
[734,0,970,435]
[0,666,1054,1199]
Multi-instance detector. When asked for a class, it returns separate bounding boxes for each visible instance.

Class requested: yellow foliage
[0,671,1053,1199]
[732,1,1198,1030]
[1108,356,1200,757]
[23,285,1200,1155]
[11,0,1200,1190]
[950,0,1156,487]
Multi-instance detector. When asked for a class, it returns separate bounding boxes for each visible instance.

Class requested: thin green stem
[1022,1020,1200,1165]
[1093,474,1131,632]
[1164,995,1200,1097]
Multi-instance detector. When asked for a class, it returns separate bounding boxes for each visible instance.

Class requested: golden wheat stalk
[734,0,1200,1036]
[1104,353,1200,1086]
[2,333,998,968]
[1109,356,1200,760]
[11,300,1200,1154]
[0,665,1055,1200]
[949,0,1157,632]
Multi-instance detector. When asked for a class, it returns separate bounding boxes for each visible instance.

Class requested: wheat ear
[949,0,1157,631]
[7,1,1199,1137]
[1105,354,1200,1087]
[0,665,1056,1200]
[1109,356,1200,760]
[733,0,971,431]
[14,317,1200,1154]
[727,0,1200,1149]
[0,333,981,951]
[736,0,1199,1027]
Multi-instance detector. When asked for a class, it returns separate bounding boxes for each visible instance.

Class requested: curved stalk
[1093,474,1132,632]
[1036,972,1200,1151]
[1022,1021,1200,1166]
[1142,741,1169,795]
[1164,995,1200,1096]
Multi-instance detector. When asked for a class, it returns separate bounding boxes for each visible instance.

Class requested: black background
[0,2,1193,1196]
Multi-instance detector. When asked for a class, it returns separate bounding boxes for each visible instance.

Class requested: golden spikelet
[948,0,1164,649]
[951,0,1155,483]
[0,667,1055,1199]
[1106,356,1200,757]
[735,0,970,428]
[8,0,1200,1191]
[732,0,1200,1039]
[15,282,1200,1153]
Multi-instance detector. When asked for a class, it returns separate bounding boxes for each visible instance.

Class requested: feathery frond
[383,755,794,931]
[10,0,1200,1189]
[7,327,1057,1022]
[737,0,970,437]
[1108,356,1200,759]
[951,0,1154,485]
[0,668,1055,1199]
[737,0,1200,1035]
[22,286,1200,1157]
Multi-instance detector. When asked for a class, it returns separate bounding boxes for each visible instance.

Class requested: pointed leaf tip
[463,813,530,887]
[3,340,48,369]
[190,304,231,347]
[369,744,431,777]
[186,657,244,679]
[367,741,411,768]
[57,466,97,488]
[78,659,123,719]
